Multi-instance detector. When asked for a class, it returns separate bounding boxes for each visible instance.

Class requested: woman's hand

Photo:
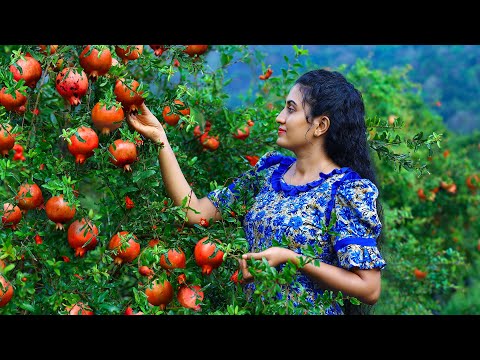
[239,247,298,283]
[126,102,164,143]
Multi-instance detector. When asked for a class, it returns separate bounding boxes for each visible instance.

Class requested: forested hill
[220,45,480,134]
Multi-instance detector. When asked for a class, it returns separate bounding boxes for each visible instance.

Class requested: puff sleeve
[330,178,386,270]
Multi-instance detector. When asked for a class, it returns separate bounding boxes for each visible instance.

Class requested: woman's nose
[276,110,286,124]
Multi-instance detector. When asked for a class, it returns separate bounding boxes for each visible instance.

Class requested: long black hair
[295,69,385,315]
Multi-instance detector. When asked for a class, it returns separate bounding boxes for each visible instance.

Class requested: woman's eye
[287,107,294,113]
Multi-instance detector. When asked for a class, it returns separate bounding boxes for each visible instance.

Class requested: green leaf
[19,303,36,313]
[132,169,156,183]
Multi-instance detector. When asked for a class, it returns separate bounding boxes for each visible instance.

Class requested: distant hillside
[216,45,480,134]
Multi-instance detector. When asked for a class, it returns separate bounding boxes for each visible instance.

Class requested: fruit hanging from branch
[149,45,166,56]
[108,139,138,172]
[183,45,208,57]
[115,45,143,64]
[45,194,76,230]
[67,218,99,257]
[145,280,174,310]
[159,248,186,270]
[2,203,22,230]
[114,79,145,114]
[162,99,190,126]
[15,182,44,211]
[91,101,125,135]
[55,67,89,107]
[0,274,14,307]
[194,237,224,275]
[177,285,204,311]
[108,231,140,265]
[66,302,94,315]
[79,45,113,81]
[9,53,42,89]
[67,126,99,164]
[0,87,27,112]
[0,123,15,157]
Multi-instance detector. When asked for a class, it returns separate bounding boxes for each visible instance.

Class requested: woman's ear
[314,116,330,137]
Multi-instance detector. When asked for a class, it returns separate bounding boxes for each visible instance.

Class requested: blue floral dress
[207,151,386,314]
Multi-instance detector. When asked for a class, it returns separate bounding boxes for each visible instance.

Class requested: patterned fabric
[207,151,386,314]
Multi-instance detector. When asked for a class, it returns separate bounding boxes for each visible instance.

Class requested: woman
[127,69,386,315]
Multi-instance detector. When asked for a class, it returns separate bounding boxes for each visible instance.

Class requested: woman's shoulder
[256,150,294,171]
[337,170,379,197]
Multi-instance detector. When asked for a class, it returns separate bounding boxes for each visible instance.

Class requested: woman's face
[275,84,314,151]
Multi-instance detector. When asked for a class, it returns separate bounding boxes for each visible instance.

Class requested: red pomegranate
[177,285,204,311]
[108,139,137,172]
[149,45,166,56]
[466,174,479,192]
[115,45,143,64]
[2,203,22,229]
[12,144,26,161]
[38,45,58,55]
[159,248,186,270]
[0,259,5,270]
[91,101,125,135]
[0,123,15,157]
[124,306,143,315]
[145,279,174,310]
[184,45,208,57]
[55,67,89,106]
[79,45,112,81]
[15,182,44,211]
[194,237,224,275]
[108,231,140,265]
[67,218,99,257]
[9,53,42,89]
[114,79,144,114]
[0,87,27,112]
[139,266,154,277]
[0,274,14,307]
[201,136,220,151]
[162,99,190,126]
[67,126,99,164]
[45,194,76,230]
[67,302,94,315]
[233,125,250,140]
